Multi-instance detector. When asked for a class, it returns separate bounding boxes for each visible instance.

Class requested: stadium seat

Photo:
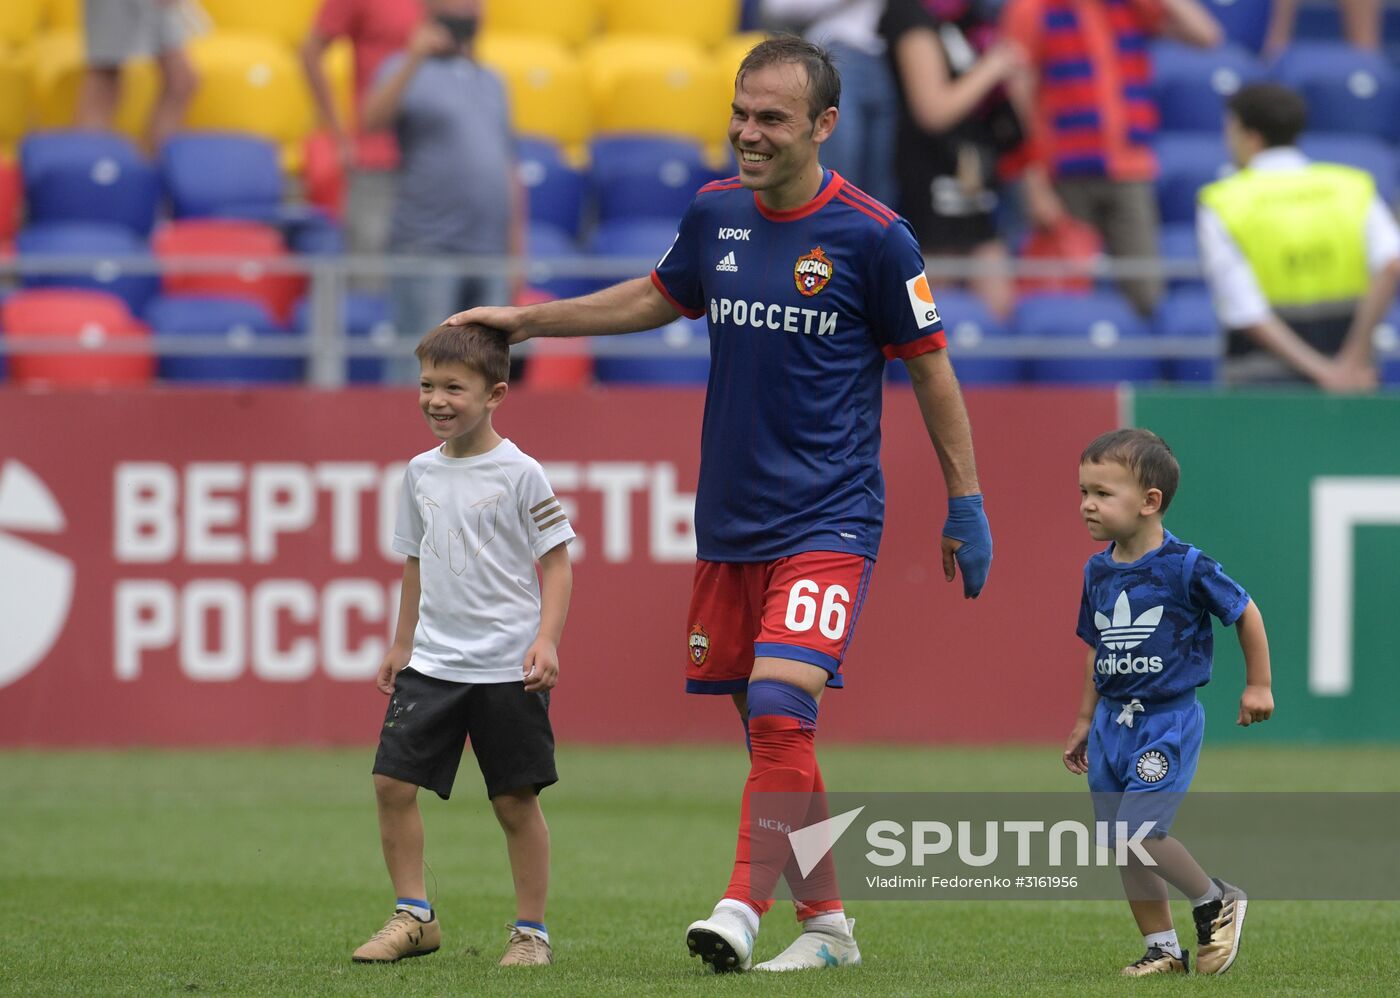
[21,130,161,236]
[0,155,19,242]
[1158,222,1203,292]
[517,138,587,238]
[153,219,305,324]
[1153,288,1221,383]
[1201,0,1270,52]
[1014,291,1163,384]
[600,0,740,47]
[583,37,729,149]
[16,221,160,316]
[146,294,303,383]
[0,0,41,50]
[0,49,31,153]
[1154,133,1233,225]
[199,0,321,48]
[590,136,725,225]
[1297,134,1398,206]
[477,34,591,152]
[161,132,284,220]
[888,289,1023,386]
[716,32,769,81]
[37,0,78,31]
[482,0,601,48]
[182,33,316,172]
[1151,41,1264,133]
[293,292,393,384]
[1270,42,1400,144]
[592,314,710,384]
[1,287,153,387]
[282,209,345,255]
[29,33,161,141]
[526,223,591,300]
[1377,302,1400,389]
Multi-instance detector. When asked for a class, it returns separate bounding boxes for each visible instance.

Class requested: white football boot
[754,917,860,971]
[685,905,755,973]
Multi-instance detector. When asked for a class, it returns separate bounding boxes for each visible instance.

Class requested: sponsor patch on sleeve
[904,272,941,329]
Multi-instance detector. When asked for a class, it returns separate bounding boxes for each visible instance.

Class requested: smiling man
[447,35,993,973]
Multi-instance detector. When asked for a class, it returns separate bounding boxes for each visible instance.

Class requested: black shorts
[372,668,557,801]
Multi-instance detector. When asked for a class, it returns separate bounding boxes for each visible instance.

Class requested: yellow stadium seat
[715,31,768,82]
[0,0,42,50]
[199,0,322,48]
[482,0,601,49]
[600,0,739,48]
[583,36,728,146]
[0,51,32,151]
[477,33,591,150]
[29,32,160,141]
[38,0,79,32]
[183,32,315,171]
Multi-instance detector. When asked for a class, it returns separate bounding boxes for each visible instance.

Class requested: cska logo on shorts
[794,247,834,297]
[688,624,710,665]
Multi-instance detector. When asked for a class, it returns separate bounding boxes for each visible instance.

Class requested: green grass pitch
[2,744,1396,996]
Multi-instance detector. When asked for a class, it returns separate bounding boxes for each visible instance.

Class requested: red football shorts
[685,551,874,694]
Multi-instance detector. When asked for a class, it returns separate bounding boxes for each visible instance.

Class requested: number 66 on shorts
[684,551,874,694]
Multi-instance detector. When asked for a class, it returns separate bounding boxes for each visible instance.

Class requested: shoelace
[505,925,549,952]
[1193,899,1224,945]
[1130,945,1175,967]
[369,911,418,943]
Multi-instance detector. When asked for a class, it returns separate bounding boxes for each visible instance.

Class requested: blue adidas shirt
[1077,530,1251,701]
[652,170,946,562]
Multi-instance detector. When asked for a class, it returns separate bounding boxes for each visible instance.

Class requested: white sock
[1192,880,1224,908]
[715,898,760,938]
[394,901,433,922]
[1145,930,1182,958]
[803,911,848,934]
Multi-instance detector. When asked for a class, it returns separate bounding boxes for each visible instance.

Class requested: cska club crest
[688,624,710,665]
[794,246,834,297]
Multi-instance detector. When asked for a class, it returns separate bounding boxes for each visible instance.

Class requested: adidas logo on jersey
[1094,591,1164,675]
[715,251,739,272]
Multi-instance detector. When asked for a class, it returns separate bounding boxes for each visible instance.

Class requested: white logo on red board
[0,461,74,689]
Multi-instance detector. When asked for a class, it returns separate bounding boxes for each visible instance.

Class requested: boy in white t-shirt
[352,323,574,968]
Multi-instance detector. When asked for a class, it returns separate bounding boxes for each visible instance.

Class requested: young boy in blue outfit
[1063,428,1274,977]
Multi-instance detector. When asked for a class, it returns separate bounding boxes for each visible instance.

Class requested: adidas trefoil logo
[1095,591,1163,650]
[715,251,739,272]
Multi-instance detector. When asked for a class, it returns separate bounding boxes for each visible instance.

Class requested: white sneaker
[754,917,860,971]
[685,907,755,974]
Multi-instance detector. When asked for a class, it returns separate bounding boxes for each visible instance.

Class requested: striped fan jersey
[393,438,575,683]
[651,169,947,562]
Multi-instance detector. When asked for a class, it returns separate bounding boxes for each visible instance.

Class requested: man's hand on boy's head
[1062,719,1090,775]
[522,638,559,693]
[1237,684,1274,726]
[446,306,529,343]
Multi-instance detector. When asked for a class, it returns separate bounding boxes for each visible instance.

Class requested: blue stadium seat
[1151,41,1264,132]
[162,133,284,220]
[887,289,1022,385]
[1158,222,1204,292]
[16,221,160,316]
[526,223,592,300]
[292,292,392,383]
[1201,0,1270,52]
[590,136,725,225]
[1154,133,1233,224]
[1378,302,1400,389]
[146,294,303,383]
[1014,291,1162,384]
[1271,43,1400,144]
[20,130,161,237]
[518,138,587,239]
[592,314,710,384]
[1153,288,1221,383]
[282,208,345,255]
[582,218,680,296]
[1297,134,1398,205]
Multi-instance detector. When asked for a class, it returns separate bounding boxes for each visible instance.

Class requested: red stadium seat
[153,219,306,324]
[1,288,153,387]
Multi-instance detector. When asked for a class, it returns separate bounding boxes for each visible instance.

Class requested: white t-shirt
[392,438,575,684]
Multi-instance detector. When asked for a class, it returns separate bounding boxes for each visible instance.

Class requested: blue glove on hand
[942,494,992,599]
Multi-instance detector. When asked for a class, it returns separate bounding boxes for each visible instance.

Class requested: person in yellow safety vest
[1196,82,1400,389]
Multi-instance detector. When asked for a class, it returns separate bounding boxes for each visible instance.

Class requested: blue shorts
[1088,691,1203,837]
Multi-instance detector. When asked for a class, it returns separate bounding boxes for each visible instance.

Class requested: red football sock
[793,761,844,922]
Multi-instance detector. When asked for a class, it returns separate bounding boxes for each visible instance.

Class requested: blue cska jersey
[1077,531,1252,701]
[652,170,946,562]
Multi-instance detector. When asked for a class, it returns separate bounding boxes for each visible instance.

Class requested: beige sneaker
[498,925,553,966]
[352,910,441,963]
[1195,878,1248,975]
[1121,945,1189,976]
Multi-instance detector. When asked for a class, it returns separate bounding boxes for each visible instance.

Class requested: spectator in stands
[1264,0,1381,56]
[880,0,1028,318]
[1000,0,1221,316]
[1197,82,1399,389]
[76,0,202,153]
[363,0,524,384]
[301,0,424,260]
[760,1,898,205]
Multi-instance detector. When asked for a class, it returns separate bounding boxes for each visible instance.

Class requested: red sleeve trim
[698,177,744,194]
[882,329,947,360]
[650,270,704,319]
[839,184,898,223]
[836,192,891,228]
